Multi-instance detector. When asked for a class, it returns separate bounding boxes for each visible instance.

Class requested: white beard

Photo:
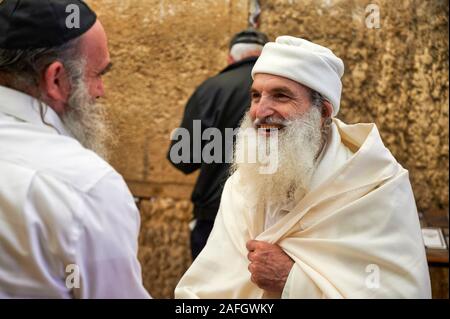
[232,107,324,205]
[61,77,111,160]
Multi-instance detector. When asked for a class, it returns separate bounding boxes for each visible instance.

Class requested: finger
[246,240,258,252]
[250,274,257,284]
[248,262,254,274]
[247,251,257,262]
[250,274,265,290]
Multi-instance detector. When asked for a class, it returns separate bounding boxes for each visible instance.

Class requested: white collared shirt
[0,85,151,298]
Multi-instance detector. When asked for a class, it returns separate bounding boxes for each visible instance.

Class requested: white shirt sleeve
[70,171,151,299]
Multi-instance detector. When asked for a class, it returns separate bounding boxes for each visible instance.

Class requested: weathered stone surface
[88,0,248,192]
[137,197,192,298]
[87,0,248,299]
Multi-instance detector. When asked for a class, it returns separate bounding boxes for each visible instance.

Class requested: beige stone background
[87,0,449,298]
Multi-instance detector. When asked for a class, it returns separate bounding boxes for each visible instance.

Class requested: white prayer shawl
[175,119,431,299]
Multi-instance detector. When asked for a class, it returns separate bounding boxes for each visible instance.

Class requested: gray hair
[310,90,328,112]
[229,43,263,62]
[0,38,83,92]
[310,89,332,142]
[0,39,85,132]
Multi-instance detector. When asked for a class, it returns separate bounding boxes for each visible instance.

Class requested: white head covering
[251,36,344,117]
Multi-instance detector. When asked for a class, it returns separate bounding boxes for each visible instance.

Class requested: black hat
[229,28,269,49]
[0,0,97,49]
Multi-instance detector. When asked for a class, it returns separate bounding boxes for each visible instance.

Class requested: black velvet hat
[0,0,97,49]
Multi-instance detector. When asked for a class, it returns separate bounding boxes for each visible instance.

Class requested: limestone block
[138,197,193,298]
[87,0,248,188]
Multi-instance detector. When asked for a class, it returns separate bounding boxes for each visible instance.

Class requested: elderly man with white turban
[175,36,431,298]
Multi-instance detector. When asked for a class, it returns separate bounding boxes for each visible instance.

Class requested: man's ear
[227,54,235,65]
[42,61,71,113]
[322,100,333,119]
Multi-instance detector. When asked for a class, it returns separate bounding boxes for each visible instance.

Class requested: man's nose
[255,96,275,119]
[95,80,105,99]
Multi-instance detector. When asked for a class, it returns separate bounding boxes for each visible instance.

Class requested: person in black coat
[168,29,269,259]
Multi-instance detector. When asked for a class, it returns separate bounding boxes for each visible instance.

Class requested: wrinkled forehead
[252,73,311,94]
[79,20,110,70]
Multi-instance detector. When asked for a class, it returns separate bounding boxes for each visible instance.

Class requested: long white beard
[61,77,111,160]
[232,107,324,205]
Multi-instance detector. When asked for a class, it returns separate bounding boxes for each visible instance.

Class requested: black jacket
[167,57,257,220]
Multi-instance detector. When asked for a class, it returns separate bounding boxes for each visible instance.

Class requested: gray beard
[61,77,111,161]
[232,107,324,205]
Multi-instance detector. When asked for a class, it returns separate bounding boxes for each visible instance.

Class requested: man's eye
[251,93,260,100]
[274,93,289,100]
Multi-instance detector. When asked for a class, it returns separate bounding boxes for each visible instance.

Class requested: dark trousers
[190,219,215,260]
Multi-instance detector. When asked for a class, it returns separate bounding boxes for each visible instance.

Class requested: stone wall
[88,0,248,194]
[87,0,448,298]
[137,198,192,298]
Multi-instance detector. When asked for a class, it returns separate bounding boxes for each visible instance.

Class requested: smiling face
[249,73,315,133]
[238,73,331,203]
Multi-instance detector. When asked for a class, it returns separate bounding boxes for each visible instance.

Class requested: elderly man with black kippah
[175,36,432,299]
[0,0,150,298]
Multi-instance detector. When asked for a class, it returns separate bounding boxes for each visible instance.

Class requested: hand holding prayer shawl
[175,119,431,299]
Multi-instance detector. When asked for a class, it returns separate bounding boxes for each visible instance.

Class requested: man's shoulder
[0,121,116,193]
[197,61,255,93]
[0,127,132,236]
